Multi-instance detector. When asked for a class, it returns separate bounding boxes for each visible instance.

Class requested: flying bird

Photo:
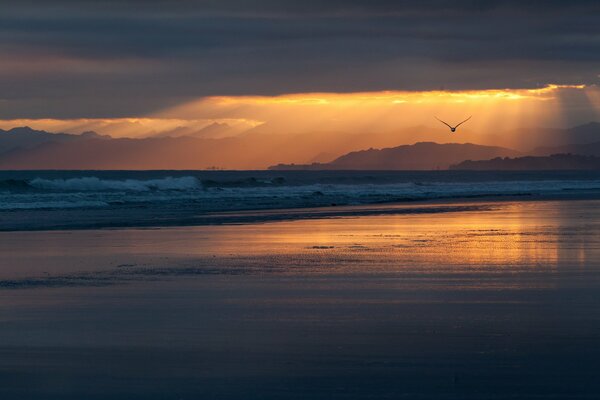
[435,116,472,132]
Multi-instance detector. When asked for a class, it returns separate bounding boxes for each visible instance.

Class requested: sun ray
[0,84,590,151]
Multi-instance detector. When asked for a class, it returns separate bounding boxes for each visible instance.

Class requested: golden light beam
[0,84,591,151]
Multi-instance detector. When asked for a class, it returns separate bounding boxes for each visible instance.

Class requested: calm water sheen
[1,199,600,399]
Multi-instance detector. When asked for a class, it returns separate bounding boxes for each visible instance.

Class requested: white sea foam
[1,172,600,215]
[0,200,110,210]
[29,176,200,192]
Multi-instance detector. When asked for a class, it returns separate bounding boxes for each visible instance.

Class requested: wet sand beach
[1,199,600,399]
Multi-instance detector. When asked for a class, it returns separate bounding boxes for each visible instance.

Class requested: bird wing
[454,116,472,128]
[435,116,453,129]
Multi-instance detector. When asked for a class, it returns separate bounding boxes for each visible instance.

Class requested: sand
[1,199,600,399]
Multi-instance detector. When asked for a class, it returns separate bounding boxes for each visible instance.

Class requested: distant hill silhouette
[508,122,600,149]
[269,142,521,170]
[531,140,600,157]
[451,154,600,170]
[2,123,600,170]
[0,126,428,169]
[154,122,235,139]
[0,127,107,155]
[567,122,600,144]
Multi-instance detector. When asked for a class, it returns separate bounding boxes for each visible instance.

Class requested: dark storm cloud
[0,0,599,118]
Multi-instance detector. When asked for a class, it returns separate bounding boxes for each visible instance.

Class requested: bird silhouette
[435,116,472,132]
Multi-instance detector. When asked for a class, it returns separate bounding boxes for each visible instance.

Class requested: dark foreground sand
[1,199,600,399]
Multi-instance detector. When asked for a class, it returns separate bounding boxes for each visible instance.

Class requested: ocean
[3,171,600,398]
[1,170,600,231]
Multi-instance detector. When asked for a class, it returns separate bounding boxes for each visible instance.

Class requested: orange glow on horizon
[0,84,597,153]
[154,84,594,149]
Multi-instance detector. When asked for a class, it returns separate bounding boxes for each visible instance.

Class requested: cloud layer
[0,0,599,118]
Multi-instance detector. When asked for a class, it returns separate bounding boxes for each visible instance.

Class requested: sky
[0,0,599,142]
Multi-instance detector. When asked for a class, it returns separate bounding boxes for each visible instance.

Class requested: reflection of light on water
[3,200,597,292]
[192,201,600,293]
[77,201,597,290]
[309,202,562,270]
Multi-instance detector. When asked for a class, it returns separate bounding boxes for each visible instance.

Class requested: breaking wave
[1,171,600,216]
[0,176,288,192]
[0,200,110,210]
[28,176,200,192]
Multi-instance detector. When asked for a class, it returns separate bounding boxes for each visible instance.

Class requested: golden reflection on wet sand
[198,200,599,274]
[2,200,600,399]
[1,200,599,281]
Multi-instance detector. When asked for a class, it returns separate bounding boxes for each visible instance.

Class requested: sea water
[1,170,600,230]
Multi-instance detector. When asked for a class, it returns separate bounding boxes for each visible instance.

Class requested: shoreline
[2,197,600,399]
[3,190,600,232]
